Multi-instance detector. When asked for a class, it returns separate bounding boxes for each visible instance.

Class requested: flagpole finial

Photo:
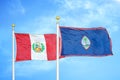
[12,24,15,27]
[56,16,60,24]
[56,16,60,20]
[12,24,15,30]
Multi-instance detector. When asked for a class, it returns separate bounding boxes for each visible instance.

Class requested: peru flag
[15,33,58,61]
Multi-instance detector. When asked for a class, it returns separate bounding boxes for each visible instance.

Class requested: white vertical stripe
[30,34,47,60]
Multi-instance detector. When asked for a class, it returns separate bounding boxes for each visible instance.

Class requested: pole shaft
[56,20,60,80]
[12,26,15,80]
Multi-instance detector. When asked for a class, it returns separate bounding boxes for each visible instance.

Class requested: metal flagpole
[12,24,15,80]
[56,16,60,80]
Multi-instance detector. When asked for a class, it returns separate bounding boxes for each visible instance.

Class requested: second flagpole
[56,16,60,80]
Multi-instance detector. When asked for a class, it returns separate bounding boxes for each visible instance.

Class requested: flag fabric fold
[60,26,113,57]
[15,33,57,61]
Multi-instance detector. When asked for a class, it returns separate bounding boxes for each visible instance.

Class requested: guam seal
[81,36,91,50]
[32,42,45,53]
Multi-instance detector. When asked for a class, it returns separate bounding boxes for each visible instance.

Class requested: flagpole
[56,16,60,80]
[12,24,15,80]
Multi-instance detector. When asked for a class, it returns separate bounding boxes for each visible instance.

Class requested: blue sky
[0,0,120,80]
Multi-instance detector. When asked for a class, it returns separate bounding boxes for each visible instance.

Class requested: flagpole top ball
[56,16,60,20]
[12,24,15,28]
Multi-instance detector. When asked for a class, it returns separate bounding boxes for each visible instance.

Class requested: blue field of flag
[60,27,113,56]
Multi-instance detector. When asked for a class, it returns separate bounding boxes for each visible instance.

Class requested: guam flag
[60,27,113,56]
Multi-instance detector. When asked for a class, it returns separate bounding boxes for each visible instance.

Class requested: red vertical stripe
[44,34,56,60]
[15,33,31,61]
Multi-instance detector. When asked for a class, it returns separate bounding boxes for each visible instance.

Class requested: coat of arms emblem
[32,42,45,53]
[81,36,91,50]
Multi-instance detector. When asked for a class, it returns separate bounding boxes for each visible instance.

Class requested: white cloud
[16,16,57,34]
[16,0,119,35]
[115,0,120,3]
[84,1,93,9]
[55,0,82,10]
[8,0,25,15]
[54,0,120,33]
[107,26,119,35]
[64,0,82,10]
[33,16,57,34]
